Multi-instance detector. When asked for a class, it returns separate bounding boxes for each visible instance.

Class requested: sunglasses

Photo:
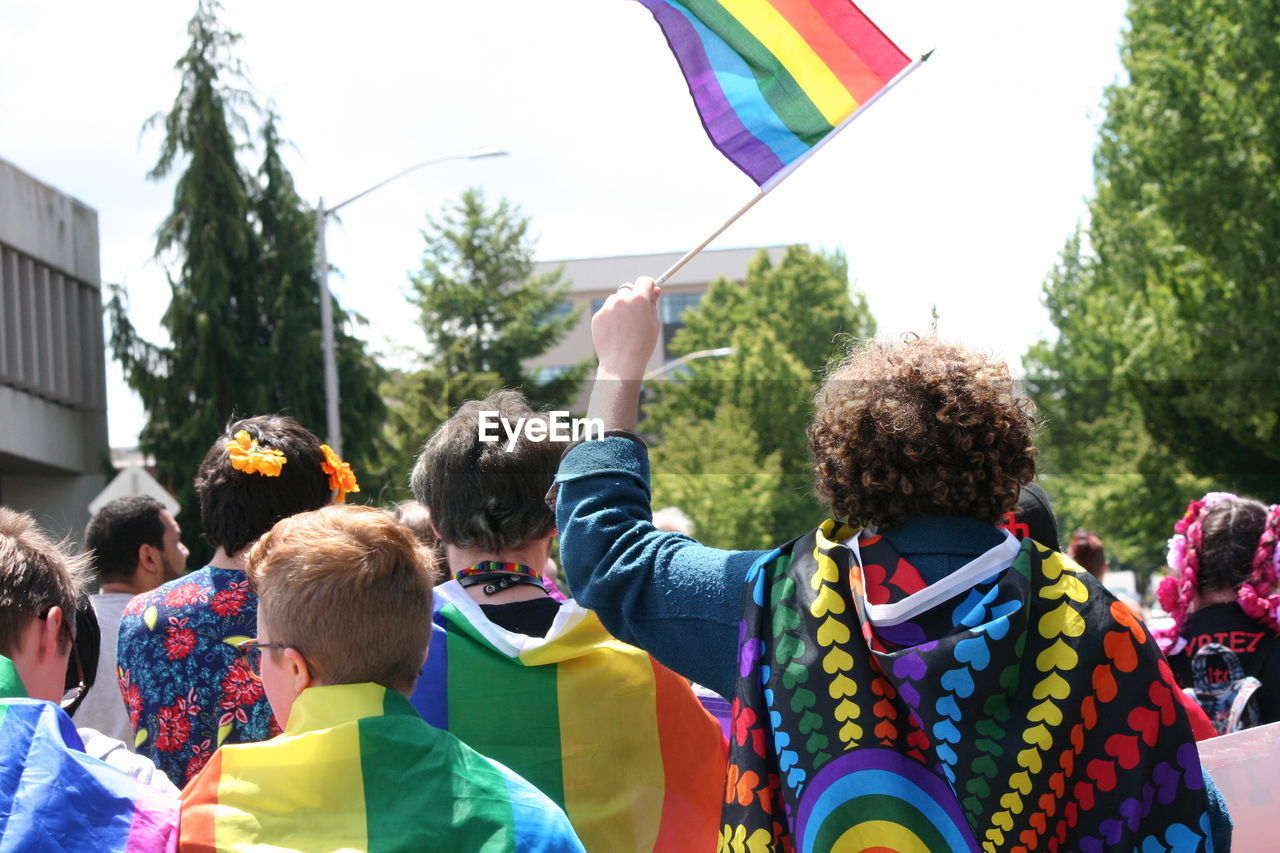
[60,623,86,715]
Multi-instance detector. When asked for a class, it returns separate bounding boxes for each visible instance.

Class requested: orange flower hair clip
[320,444,360,503]
[226,430,287,477]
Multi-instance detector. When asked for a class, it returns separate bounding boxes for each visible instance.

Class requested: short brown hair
[0,508,89,655]
[195,415,331,556]
[808,337,1038,528]
[410,391,562,552]
[245,505,435,693]
[1067,529,1107,577]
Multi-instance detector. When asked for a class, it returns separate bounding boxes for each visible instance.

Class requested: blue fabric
[0,697,180,850]
[117,566,276,789]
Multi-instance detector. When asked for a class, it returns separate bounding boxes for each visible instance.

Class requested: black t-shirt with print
[1168,602,1280,725]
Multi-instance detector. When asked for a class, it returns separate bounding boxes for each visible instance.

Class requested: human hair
[1156,493,1280,653]
[808,337,1038,528]
[1199,500,1269,593]
[409,391,563,552]
[0,508,89,656]
[392,501,448,583]
[245,505,435,693]
[1067,529,1106,578]
[85,496,167,583]
[194,415,330,556]
[652,507,696,537]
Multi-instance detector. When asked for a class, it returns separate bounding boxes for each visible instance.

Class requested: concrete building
[0,156,109,543]
[527,244,790,384]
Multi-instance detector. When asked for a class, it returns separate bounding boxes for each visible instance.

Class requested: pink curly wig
[1156,492,1280,654]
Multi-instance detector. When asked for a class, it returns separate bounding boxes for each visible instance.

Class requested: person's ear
[283,647,313,692]
[137,542,161,577]
[39,605,65,660]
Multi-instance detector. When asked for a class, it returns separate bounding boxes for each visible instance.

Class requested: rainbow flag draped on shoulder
[633,0,912,186]
[0,658,179,851]
[180,682,584,853]
[411,582,728,853]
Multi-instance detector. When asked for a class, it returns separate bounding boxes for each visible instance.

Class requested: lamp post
[314,148,508,455]
[643,347,736,380]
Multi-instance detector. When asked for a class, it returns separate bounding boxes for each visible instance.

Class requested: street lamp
[315,147,509,455]
[643,347,737,380]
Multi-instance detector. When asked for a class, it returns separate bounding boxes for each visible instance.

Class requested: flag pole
[655,50,933,286]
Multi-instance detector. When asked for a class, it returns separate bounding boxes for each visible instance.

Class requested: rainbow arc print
[635,0,911,186]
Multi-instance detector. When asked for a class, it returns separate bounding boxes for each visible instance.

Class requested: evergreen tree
[109,0,264,556]
[110,1,390,558]
[648,246,876,543]
[255,110,388,492]
[381,188,588,486]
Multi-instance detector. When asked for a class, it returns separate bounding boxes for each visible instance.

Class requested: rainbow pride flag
[411,583,728,853]
[635,0,912,186]
[181,682,584,852]
[0,658,179,851]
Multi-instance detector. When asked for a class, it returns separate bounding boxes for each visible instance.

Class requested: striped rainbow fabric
[635,0,911,186]
[0,695,180,851]
[411,582,728,853]
[181,682,584,852]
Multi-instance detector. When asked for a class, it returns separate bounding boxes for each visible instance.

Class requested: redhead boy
[179,505,583,853]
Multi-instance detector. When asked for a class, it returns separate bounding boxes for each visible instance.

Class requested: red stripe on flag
[769,0,888,104]
[652,659,729,851]
[808,0,911,84]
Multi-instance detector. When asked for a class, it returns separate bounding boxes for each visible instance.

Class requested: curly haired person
[117,415,356,787]
[555,278,1230,853]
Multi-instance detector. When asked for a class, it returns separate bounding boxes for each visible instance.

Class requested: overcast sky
[1,0,1129,447]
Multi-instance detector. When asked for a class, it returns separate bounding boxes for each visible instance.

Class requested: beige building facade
[0,156,109,543]
[527,244,789,384]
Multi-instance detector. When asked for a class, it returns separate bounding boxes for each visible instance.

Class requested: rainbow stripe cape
[0,658,179,851]
[181,682,584,853]
[634,0,911,186]
[411,582,728,852]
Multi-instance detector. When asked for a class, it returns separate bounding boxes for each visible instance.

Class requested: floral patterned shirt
[117,566,279,788]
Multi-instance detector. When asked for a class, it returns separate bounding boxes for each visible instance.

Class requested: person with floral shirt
[117,415,353,787]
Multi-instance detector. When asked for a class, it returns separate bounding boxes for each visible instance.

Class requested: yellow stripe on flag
[720,0,857,125]
[213,694,372,850]
[556,638,666,852]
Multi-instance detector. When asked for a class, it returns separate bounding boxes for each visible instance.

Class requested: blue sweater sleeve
[554,436,768,698]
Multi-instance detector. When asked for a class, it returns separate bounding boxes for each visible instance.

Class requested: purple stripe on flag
[636,0,785,184]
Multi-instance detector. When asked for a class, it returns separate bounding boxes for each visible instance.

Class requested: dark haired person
[117,415,354,787]
[79,495,187,744]
[408,391,726,852]
[555,278,1229,853]
[1067,528,1108,580]
[1160,493,1280,729]
[0,508,179,848]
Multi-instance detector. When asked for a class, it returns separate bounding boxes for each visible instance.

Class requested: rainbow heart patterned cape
[181,681,584,852]
[0,657,179,851]
[724,521,1215,853]
[411,581,727,852]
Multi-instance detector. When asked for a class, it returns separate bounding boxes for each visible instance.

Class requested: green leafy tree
[1026,0,1280,581]
[648,246,876,545]
[109,2,389,559]
[380,188,589,489]
[1026,234,1210,580]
